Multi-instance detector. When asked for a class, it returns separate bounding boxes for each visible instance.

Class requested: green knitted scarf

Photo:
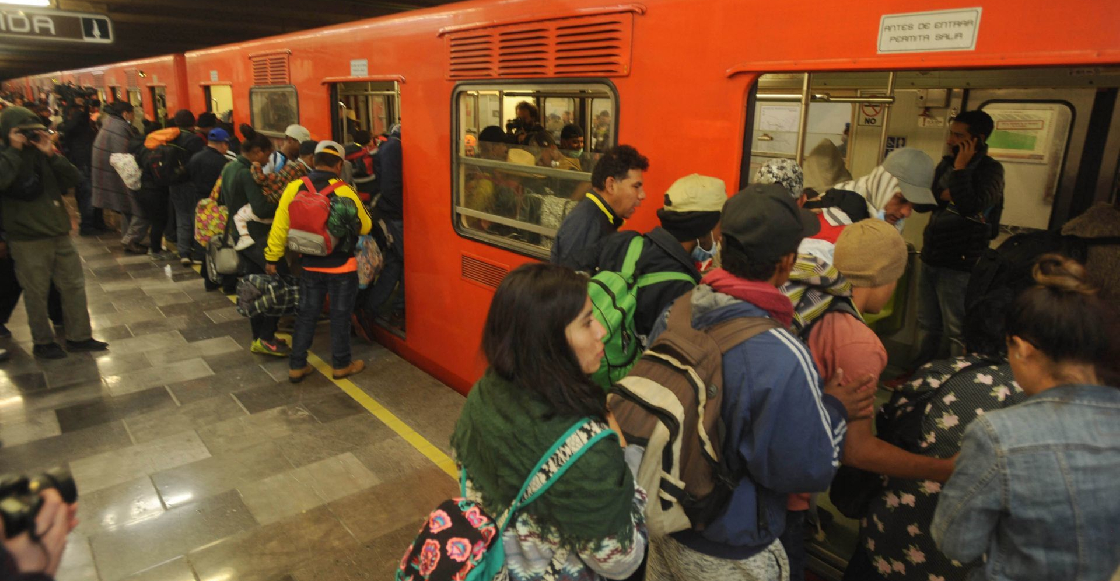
[450,371,636,551]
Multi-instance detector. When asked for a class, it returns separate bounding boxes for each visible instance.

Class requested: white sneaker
[233,237,254,251]
[180,257,192,266]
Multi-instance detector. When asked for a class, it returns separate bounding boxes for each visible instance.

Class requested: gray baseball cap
[881,148,937,206]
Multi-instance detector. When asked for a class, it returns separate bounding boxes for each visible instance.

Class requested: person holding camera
[0,106,108,359]
[1,488,78,581]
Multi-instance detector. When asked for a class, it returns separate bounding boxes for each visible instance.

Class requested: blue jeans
[916,262,970,366]
[291,269,359,370]
[363,218,404,315]
[779,510,806,581]
[169,182,198,258]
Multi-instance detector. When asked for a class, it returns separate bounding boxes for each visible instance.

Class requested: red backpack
[286,176,345,256]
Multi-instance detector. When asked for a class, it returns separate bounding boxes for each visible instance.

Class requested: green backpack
[588,236,695,390]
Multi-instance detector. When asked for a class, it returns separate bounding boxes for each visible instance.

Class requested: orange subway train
[5,1,1120,574]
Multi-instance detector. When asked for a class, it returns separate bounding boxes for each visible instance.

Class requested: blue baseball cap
[207,128,230,143]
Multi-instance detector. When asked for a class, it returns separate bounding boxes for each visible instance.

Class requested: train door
[743,67,1120,581]
[330,81,403,333]
[127,88,143,131]
[149,86,168,127]
[109,86,122,102]
[204,84,234,123]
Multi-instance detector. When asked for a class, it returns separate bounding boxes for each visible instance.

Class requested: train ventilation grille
[461,254,509,290]
[125,69,139,89]
[250,51,291,85]
[446,12,634,79]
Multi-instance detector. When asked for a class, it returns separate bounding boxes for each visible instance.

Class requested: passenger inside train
[4,9,1120,580]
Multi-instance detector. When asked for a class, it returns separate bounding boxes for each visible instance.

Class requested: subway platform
[0,231,462,581]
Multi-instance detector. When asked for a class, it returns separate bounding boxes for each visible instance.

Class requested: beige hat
[833,219,908,288]
[661,174,727,213]
[285,124,311,143]
[506,148,536,167]
[803,138,852,192]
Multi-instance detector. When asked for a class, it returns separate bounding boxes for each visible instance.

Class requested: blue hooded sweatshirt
[649,285,848,559]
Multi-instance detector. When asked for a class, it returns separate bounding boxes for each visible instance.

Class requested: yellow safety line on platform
[191,261,457,479]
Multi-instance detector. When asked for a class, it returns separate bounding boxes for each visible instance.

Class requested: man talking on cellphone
[915,110,1005,368]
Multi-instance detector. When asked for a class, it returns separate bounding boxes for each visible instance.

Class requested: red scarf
[701,268,794,328]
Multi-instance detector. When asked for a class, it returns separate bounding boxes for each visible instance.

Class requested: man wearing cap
[0,106,108,359]
[562,173,725,339]
[550,144,649,264]
[833,147,937,230]
[916,110,1005,367]
[264,140,372,383]
[263,124,311,175]
[188,127,232,201]
[645,184,872,581]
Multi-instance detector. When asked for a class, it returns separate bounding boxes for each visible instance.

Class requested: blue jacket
[650,286,848,559]
[932,384,1120,581]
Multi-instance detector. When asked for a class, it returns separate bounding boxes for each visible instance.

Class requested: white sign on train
[350,59,369,77]
[877,8,981,54]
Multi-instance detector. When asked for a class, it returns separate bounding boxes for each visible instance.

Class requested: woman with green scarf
[451,263,648,581]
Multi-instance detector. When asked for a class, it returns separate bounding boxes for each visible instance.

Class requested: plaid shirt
[236,274,299,318]
[251,160,310,203]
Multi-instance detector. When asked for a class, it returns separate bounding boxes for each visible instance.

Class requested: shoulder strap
[298,176,314,192]
[706,317,781,355]
[320,179,346,198]
[635,271,696,288]
[619,236,645,280]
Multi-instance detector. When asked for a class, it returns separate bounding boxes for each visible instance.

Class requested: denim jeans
[169,182,199,258]
[779,510,807,581]
[915,262,970,367]
[290,270,359,370]
[363,218,404,315]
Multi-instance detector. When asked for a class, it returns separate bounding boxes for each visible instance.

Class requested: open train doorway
[204,84,234,126]
[330,80,405,337]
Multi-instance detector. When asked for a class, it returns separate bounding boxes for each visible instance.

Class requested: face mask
[692,239,718,263]
[567,149,583,158]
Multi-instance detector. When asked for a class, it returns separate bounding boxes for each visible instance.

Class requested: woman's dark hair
[1007,254,1120,385]
[963,290,1013,358]
[482,263,607,417]
[239,124,273,153]
[720,235,779,281]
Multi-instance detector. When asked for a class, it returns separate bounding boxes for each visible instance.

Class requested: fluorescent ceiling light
[0,0,53,6]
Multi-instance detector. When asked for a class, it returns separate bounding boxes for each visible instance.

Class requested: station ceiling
[0,0,455,79]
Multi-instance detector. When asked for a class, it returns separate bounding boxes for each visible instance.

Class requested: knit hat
[197,112,217,129]
[754,159,804,199]
[656,174,726,241]
[299,140,318,156]
[833,219,908,288]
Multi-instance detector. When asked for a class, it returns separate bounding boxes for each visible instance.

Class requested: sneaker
[233,237,254,251]
[251,338,291,357]
[180,257,192,266]
[33,343,67,359]
[288,365,314,383]
[66,338,109,352]
[332,360,365,380]
[0,324,10,339]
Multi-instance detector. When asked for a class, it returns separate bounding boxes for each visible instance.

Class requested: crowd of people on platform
[2,94,1119,581]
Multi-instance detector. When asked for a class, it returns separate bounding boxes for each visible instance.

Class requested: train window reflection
[249,86,299,136]
[453,83,616,258]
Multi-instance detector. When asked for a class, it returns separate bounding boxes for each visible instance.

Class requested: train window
[544,97,575,141]
[249,86,299,136]
[590,98,613,153]
[453,83,617,258]
[333,81,399,143]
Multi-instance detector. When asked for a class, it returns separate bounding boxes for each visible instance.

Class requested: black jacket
[59,106,96,167]
[922,153,1005,271]
[562,226,700,337]
[375,135,402,220]
[188,146,229,199]
[549,192,622,264]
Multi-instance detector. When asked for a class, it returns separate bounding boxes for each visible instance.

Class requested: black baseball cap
[721,183,820,262]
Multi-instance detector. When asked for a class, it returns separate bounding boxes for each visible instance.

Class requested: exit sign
[0,8,113,44]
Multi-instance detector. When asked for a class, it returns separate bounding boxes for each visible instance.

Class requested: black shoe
[79,227,100,237]
[0,324,10,339]
[66,338,108,352]
[33,343,67,359]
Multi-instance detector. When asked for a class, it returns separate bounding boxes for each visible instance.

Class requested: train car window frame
[451,80,619,260]
[249,85,300,137]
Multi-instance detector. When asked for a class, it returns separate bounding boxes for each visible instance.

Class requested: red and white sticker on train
[859,103,883,127]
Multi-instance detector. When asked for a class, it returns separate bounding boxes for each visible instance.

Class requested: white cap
[284,124,311,142]
[314,140,344,158]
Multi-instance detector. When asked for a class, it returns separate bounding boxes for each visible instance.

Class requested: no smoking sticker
[859,103,883,126]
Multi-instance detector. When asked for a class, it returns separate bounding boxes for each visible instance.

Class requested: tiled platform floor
[0,232,462,581]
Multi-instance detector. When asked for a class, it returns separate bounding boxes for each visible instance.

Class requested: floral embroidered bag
[396,419,612,581]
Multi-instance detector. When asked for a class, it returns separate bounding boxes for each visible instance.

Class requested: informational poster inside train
[758,105,800,133]
[885,136,907,156]
[0,8,113,43]
[350,59,369,78]
[985,109,1054,164]
[877,8,981,54]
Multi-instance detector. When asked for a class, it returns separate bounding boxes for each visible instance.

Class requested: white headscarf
[833,165,904,231]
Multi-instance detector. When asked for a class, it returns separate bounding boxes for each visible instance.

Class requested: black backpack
[140,127,191,187]
[965,230,1087,315]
